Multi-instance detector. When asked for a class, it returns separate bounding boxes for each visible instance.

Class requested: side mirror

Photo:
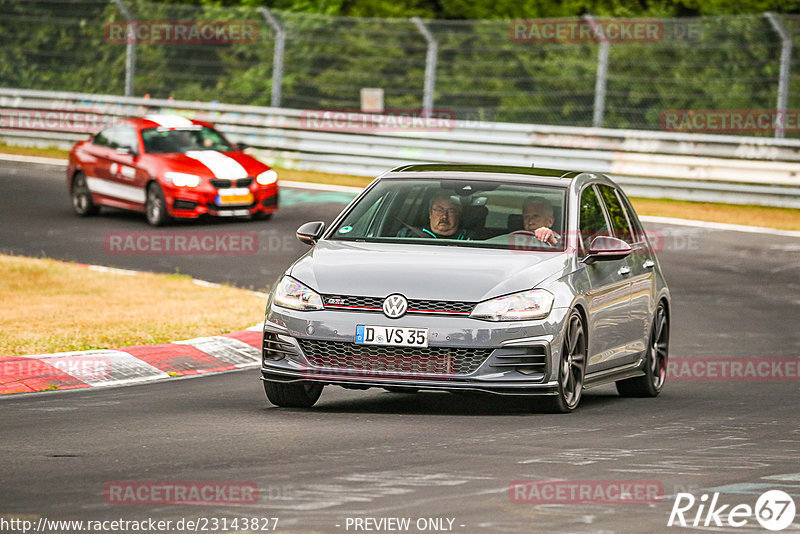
[583,236,632,265]
[296,221,325,245]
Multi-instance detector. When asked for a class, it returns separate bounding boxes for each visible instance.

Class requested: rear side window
[597,184,634,244]
[94,124,136,151]
[93,127,112,147]
[116,126,138,152]
[617,191,647,243]
[579,185,611,251]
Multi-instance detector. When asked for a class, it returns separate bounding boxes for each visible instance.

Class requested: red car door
[87,124,146,209]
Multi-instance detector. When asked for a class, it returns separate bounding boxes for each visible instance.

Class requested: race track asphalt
[1,160,799,533]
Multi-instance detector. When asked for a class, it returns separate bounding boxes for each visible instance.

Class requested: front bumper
[164,184,278,219]
[260,306,569,396]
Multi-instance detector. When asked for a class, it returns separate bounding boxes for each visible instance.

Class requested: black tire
[145,182,170,226]
[71,172,99,216]
[616,302,669,397]
[263,381,323,408]
[537,309,586,413]
[252,212,273,221]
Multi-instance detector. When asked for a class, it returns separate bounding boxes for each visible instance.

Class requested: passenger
[397,193,470,239]
[521,196,560,245]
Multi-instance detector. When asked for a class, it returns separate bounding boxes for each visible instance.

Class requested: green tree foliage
[1,0,799,136]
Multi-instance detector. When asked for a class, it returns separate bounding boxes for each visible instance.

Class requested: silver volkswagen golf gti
[261,164,670,412]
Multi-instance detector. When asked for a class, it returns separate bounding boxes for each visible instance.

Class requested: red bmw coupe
[67,114,278,225]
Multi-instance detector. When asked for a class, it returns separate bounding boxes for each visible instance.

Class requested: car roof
[384,163,582,182]
[381,163,618,191]
[114,115,215,130]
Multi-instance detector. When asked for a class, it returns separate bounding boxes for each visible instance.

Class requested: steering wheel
[393,216,428,238]
[508,230,556,248]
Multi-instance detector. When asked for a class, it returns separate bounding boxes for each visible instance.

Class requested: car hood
[289,240,571,302]
[145,151,267,178]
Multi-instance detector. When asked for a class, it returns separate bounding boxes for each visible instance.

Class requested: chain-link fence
[1,0,799,136]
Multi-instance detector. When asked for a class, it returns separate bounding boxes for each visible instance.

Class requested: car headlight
[164,172,200,187]
[256,169,278,185]
[273,276,323,311]
[470,289,554,321]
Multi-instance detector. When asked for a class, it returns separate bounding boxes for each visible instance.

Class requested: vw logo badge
[382,294,408,318]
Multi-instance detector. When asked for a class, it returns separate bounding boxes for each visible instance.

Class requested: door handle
[643,260,655,269]
[618,266,631,276]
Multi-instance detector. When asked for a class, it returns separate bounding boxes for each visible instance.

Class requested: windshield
[141,126,234,154]
[330,178,568,251]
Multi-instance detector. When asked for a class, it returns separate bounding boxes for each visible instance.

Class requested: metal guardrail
[2,87,800,208]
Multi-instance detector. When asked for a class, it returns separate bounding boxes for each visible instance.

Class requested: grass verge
[631,198,800,231]
[1,143,798,230]
[0,141,69,159]
[0,254,265,357]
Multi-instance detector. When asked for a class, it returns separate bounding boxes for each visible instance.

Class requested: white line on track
[4,152,797,236]
[0,153,68,166]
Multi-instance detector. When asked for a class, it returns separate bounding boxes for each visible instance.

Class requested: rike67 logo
[668,490,796,531]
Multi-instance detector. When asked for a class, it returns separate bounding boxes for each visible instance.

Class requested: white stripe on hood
[185,150,248,179]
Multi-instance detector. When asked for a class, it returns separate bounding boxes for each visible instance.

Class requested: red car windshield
[141,126,234,154]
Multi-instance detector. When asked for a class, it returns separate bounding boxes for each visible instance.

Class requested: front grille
[298,339,491,376]
[322,295,475,315]
[263,332,298,361]
[210,178,252,189]
[411,299,474,314]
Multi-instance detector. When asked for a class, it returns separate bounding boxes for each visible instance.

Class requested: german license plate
[355,325,428,348]
[216,189,253,206]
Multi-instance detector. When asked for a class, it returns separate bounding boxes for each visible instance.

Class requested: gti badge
[382,294,408,318]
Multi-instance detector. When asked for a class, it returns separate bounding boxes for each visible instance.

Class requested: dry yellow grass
[0,254,265,357]
[273,166,374,188]
[630,198,800,231]
[0,142,70,159]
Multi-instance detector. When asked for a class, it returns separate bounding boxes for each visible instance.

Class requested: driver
[522,196,560,245]
[170,129,201,151]
[397,194,470,240]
